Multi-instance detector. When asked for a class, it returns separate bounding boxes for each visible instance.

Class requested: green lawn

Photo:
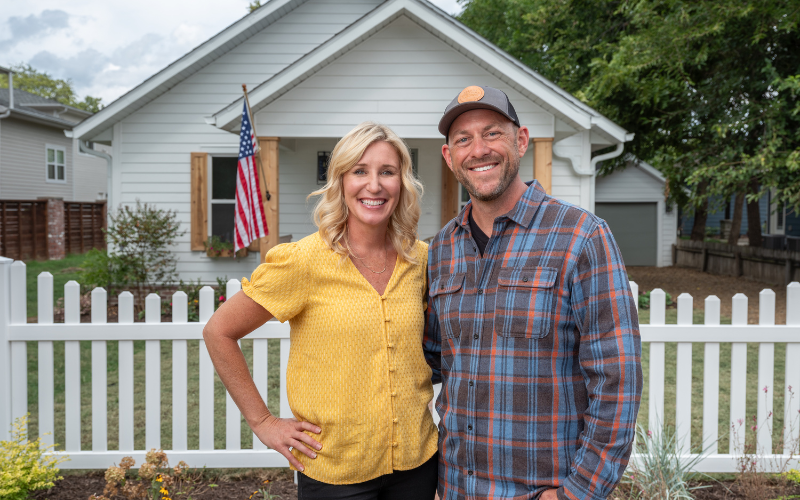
[24,253,89,320]
[26,338,282,451]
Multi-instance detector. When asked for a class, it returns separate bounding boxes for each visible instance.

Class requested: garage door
[595,203,657,266]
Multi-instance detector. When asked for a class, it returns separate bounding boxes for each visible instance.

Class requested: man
[424,86,642,500]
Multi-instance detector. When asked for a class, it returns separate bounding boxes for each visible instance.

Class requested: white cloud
[0,0,463,104]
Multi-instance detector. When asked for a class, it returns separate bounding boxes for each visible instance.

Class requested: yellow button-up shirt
[241,233,438,485]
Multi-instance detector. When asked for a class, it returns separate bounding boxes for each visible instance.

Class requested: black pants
[297,452,438,500]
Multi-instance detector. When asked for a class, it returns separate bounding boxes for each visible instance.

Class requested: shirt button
[393,418,398,424]
[473,334,479,340]
[469,381,474,387]
[468,470,473,476]
[477,289,483,295]
[523,277,529,282]
[468,425,472,431]
[385,317,391,322]
[389,367,395,372]
[392,442,398,447]
[387,343,394,348]
[391,392,396,397]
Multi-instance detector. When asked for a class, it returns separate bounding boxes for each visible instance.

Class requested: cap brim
[438,102,517,137]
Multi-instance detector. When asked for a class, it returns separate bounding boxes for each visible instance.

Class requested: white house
[0,66,108,202]
[68,0,657,282]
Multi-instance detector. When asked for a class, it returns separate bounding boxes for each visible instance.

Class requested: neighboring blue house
[680,191,799,239]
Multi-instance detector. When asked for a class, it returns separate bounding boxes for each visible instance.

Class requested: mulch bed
[627,266,788,325]
[30,470,298,500]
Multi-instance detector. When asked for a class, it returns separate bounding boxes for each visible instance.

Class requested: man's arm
[559,221,642,500]
[423,255,443,385]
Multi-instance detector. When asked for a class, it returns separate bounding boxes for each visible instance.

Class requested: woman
[203,122,438,499]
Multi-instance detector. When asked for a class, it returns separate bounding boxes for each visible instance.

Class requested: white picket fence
[1,256,799,473]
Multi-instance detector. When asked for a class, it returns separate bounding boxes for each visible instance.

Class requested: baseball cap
[438,85,520,137]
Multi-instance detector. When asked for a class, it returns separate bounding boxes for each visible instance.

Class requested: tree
[458,0,800,244]
[0,64,103,113]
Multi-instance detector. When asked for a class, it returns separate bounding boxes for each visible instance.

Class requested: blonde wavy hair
[309,121,424,263]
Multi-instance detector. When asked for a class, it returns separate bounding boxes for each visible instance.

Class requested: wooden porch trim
[441,156,459,228]
[533,138,553,194]
[257,137,280,263]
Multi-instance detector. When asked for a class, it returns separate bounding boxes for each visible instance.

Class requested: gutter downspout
[7,71,13,110]
[587,137,632,213]
[79,140,113,210]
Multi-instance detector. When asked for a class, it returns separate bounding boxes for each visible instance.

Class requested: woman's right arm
[202,291,322,470]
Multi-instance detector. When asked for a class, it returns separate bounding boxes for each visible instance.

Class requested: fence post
[757,288,776,454]
[198,286,215,451]
[38,272,55,447]
[730,293,748,454]
[225,279,242,451]
[9,262,27,435]
[145,293,161,450]
[703,295,721,454]
[0,257,12,440]
[675,293,693,452]
[785,282,800,454]
[648,289,666,434]
[91,287,108,451]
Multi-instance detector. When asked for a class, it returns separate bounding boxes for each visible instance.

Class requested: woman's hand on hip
[253,415,322,471]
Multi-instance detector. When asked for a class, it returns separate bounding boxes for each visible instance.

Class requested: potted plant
[204,235,248,259]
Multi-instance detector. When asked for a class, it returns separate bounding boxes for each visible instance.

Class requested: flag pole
[242,84,270,202]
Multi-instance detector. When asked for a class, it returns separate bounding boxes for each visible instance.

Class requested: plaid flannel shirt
[424,181,642,500]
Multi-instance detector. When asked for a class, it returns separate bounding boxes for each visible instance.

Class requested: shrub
[81,200,183,302]
[624,423,711,499]
[638,290,673,310]
[0,414,66,500]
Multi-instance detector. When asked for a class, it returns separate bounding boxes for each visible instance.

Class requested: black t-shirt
[468,208,490,256]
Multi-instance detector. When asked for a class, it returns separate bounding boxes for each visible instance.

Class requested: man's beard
[453,151,520,203]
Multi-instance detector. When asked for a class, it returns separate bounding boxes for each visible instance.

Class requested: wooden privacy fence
[0,200,48,260]
[675,239,800,286]
[64,201,106,254]
[1,256,799,472]
[0,199,106,261]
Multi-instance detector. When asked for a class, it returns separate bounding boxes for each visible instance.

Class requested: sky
[0,0,464,106]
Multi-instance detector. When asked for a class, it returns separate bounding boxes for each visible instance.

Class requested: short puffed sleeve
[241,242,308,322]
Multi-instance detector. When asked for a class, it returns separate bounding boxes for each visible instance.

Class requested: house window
[210,156,238,244]
[410,149,419,178]
[46,145,66,182]
[317,151,330,185]
[459,185,470,211]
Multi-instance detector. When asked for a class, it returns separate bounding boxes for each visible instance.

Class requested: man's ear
[442,144,454,171]
[516,126,530,157]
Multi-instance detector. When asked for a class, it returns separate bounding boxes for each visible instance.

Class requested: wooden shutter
[190,152,208,251]
[441,156,459,228]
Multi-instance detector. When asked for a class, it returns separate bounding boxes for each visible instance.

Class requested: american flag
[234,100,268,252]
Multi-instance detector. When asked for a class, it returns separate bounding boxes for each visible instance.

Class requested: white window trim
[207,154,238,238]
[45,143,67,184]
[769,188,786,235]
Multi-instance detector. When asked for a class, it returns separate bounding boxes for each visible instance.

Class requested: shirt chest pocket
[495,267,558,339]
[430,273,465,339]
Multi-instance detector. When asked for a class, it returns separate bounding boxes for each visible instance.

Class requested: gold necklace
[347,239,387,274]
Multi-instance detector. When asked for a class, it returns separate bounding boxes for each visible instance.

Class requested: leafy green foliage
[0,63,103,113]
[0,415,66,500]
[457,0,800,213]
[638,290,673,310]
[81,201,184,299]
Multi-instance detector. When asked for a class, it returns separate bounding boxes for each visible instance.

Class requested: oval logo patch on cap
[457,86,484,103]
